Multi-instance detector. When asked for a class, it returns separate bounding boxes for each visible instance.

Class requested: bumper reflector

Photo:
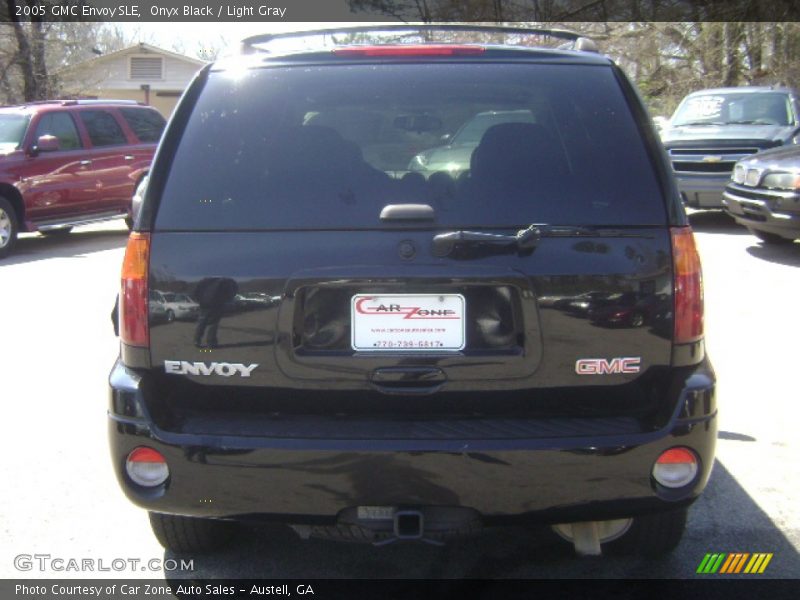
[126,447,169,487]
[653,447,699,488]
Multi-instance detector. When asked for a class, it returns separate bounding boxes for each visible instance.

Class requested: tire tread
[148,512,234,554]
[604,508,687,557]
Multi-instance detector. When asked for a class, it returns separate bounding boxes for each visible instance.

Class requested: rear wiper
[431,224,594,257]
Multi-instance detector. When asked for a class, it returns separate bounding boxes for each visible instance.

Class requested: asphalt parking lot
[0,213,798,580]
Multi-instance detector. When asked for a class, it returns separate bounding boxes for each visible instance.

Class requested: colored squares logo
[697,553,773,574]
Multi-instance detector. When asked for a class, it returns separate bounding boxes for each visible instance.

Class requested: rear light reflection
[120,232,150,347]
[671,227,703,343]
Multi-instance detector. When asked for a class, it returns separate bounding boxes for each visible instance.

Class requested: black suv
[110,26,716,558]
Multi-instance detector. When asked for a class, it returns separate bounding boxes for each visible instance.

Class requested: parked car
[660,86,800,209]
[0,99,165,258]
[588,292,661,328]
[408,109,537,177]
[723,144,800,244]
[147,290,171,324]
[554,291,613,317]
[110,25,715,559]
[161,292,200,321]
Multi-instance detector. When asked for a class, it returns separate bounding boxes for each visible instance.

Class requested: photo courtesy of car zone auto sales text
[0,0,798,598]
[14,583,312,597]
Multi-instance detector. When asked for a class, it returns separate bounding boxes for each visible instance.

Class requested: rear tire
[603,508,688,557]
[148,512,236,554]
[41,227,73,236]
[0,196,19,259]
[750,228,794,245]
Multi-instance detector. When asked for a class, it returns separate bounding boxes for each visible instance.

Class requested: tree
[343,4,800,116]
[0,18,131,104]
[3,0,49,101]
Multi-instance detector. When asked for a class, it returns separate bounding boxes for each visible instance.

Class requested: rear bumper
[674,173,730,208]
[723,187,800,240]
[108,359,717,523]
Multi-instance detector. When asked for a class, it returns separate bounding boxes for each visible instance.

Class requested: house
[58,43,207,117]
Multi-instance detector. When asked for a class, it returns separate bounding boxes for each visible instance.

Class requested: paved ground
[0,214,798,580]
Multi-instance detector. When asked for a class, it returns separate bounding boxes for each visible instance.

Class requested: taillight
[671,227,703,343]
[333,45,485,57]
[120,232,150,347]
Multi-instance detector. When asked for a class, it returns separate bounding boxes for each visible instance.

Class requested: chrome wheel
[0,207,11,248]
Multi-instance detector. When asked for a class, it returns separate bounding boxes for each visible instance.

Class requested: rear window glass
[155,63,665,230]
[120,108,166,142]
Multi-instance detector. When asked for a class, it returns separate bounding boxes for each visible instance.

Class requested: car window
[79,110,127,147]
[0,114,30,152]
[34,112,82,150]
[155,63,665,230]
[119,108,166,143]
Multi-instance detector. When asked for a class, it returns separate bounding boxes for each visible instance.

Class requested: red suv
[0,99,165,258]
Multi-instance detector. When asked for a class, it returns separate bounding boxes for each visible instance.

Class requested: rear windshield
[155,63,665,230]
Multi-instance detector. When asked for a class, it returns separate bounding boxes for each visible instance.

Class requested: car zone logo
[354,297,460,320]
[575,357,641,375]
[351,294,465,351]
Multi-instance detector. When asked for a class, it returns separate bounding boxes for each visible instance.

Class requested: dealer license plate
[351,294,466,352]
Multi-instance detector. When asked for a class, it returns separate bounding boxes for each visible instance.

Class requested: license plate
[351,294,466,352]
[726,201,744,216]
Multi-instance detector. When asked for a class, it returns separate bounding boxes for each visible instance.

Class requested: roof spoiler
[240,24,598,55]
